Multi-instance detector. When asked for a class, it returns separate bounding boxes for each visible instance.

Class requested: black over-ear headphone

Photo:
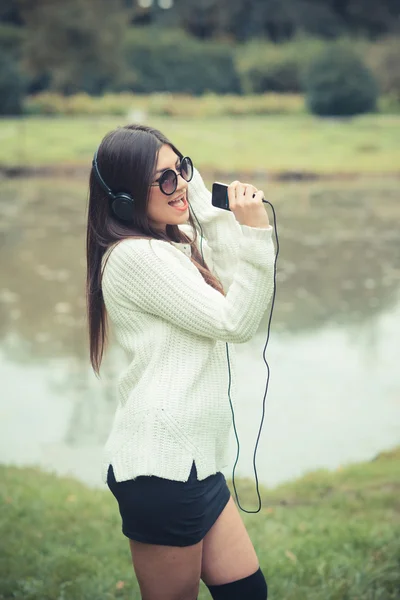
[92,148,135,221]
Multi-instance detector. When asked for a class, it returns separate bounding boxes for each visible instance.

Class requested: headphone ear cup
[111,193,135,221]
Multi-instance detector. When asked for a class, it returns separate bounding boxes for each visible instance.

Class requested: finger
[236,182,246,201]
[227,181,240,207]
[244,184,258,200]
[252,189,265,205]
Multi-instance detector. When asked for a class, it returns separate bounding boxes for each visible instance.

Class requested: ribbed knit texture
[100,168,276,484]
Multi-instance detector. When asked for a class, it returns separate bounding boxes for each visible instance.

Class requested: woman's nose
[176,172,187,189]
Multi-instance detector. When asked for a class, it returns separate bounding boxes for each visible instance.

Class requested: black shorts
[106,460,231,547]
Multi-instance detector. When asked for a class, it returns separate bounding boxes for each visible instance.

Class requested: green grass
[1,448,399,600]
[1,114,399,174]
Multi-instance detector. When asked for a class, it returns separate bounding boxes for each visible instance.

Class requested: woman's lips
[168,196,188,211]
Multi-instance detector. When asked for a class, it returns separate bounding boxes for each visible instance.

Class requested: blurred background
[0,1,399,598]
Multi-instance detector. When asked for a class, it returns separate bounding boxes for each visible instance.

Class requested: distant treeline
[0,0,399,114]
[2,0,399,42]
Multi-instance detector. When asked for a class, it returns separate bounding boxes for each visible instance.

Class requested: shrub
[236,38,326,94]
[0,24,24,60]
[0,54,26,115]
[364,37,400,101]
[123,27,240,95]
[24,91,305,117]
[0,24,28,114]
[303,45,379,117]
[236,36,400,103]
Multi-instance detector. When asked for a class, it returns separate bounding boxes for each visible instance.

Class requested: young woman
[86,124,275,600]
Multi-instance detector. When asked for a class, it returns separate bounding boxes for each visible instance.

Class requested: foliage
[235,36,400,96]
[364,36,400,100]
[236,37,326,93]
[0,23,27,114]
[0,23,24,59]
[123,27,240,95]
[0,0,399,100]
[0,52,26,115]
[2,0,400,43]
[303,45,379,117]
[167,0,400,42]
[16,0,132,95]
[0,0,22,25]
[24,91,305,117]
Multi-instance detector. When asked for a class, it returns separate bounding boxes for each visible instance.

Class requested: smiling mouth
[168,194,188,209]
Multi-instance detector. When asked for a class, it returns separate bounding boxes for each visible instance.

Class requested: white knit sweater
[100,167,276,484]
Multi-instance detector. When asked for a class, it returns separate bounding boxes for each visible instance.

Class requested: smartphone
[212,181,265,211]
[212,182,230,211]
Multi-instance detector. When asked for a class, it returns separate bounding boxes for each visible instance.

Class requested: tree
[143,0,399,42]
[0,0,23,26]
[17,0,132,95]
[0,52,26,114]
[327,0,400,39]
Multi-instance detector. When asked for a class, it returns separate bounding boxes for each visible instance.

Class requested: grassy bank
[1,114,399,175]
[1,448,399,599]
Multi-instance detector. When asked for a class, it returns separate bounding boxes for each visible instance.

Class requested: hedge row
[24,92,305,117]
[123,28,241,95]
[1,25,399,98]
[236,36,400,99]
[23,91,398,118]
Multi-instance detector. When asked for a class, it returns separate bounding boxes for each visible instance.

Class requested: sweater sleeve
[102,225,275,344]
[187,167,252,291]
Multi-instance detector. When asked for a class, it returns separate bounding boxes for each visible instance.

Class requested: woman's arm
[102,226,275,344]
[187,168,272,292]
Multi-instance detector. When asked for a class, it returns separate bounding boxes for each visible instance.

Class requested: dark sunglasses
[150,156,193,196]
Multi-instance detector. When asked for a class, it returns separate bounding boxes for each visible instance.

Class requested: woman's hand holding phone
[227,181,270,229]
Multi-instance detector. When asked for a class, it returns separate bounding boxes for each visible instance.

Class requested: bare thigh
[200,496,260,587]
[129,538,203,600]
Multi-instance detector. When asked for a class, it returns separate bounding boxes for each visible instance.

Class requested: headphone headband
[92,146,135,221]
[92,148,115,199]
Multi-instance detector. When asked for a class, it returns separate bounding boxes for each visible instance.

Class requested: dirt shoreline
[1,163,399,182]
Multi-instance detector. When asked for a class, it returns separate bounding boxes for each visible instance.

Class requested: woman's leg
[129,538,203,600]
[200,496,267,598]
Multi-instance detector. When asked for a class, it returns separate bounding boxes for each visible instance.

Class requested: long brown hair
[86,123,225,376]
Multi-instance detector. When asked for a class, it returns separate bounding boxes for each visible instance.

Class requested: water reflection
[260,177,400,333]
[0,176,399,489]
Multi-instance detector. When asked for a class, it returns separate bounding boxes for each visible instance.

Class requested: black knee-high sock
[206,567,268,599]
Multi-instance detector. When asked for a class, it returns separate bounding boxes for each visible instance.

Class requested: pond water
[0,175,399,494]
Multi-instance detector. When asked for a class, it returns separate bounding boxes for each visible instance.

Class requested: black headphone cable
[188,198,279,513]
